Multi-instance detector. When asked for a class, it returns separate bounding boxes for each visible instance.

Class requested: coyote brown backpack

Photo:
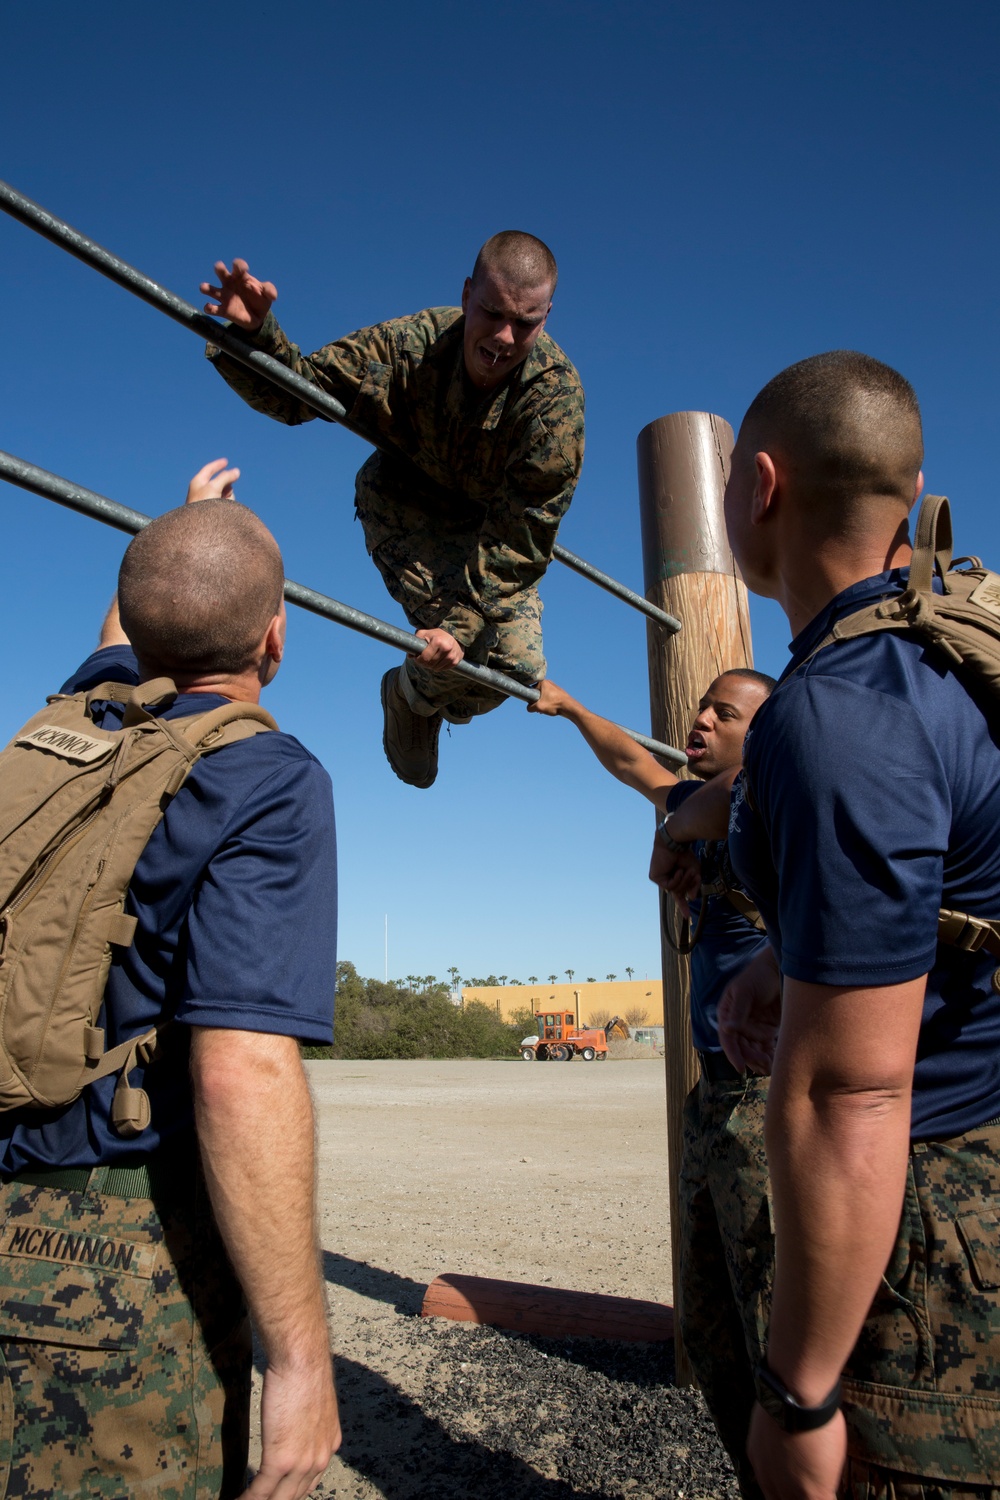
[0,677,277,1137]
[796,493,1000,972]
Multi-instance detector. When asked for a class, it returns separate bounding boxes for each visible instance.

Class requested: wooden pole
[636,412,754,1383]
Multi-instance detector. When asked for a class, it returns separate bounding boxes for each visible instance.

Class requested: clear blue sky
[2,1,997,986]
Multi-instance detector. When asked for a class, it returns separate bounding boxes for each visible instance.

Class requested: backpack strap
[910,495,953,593]
[86,1026,161,1139]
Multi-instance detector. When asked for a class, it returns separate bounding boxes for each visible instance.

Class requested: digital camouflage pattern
[0,1174,250,1499]
[209,307,585,705]
[840,1120,1000,1488]
[678,1072,772,1500]
[396,581,544,720]
[841,1455,1000,1498]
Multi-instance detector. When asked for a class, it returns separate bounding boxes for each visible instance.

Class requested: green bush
[301,962,528,1060]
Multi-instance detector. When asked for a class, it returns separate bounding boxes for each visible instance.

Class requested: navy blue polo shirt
[666,782,768,1054]
[729,569,1000,1140]
[0,646,338,1171]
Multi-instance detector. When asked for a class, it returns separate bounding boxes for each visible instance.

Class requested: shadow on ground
[330,1353,603,1500]
[323,1250,426,1316]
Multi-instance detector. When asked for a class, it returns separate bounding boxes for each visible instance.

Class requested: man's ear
[752,452,779,525]
[259,608,285,687]
[912,469,925,508]
[461,277,471,314]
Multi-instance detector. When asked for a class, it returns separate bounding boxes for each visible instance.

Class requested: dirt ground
[248,1058,738,1499]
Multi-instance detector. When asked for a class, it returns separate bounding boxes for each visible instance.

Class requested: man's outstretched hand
[201,259,277,331]
[415,628,464,671]
[186,457,240,504]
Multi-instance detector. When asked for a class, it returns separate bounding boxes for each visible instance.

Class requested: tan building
[461,979,663,1029]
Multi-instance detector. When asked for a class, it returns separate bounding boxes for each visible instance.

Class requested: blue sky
[2,1,998,985]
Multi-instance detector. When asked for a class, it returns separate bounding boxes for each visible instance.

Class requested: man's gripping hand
[528,679,573,716]
[201,259,277,331]
[186,457,240,504]
[717,945,781,1076]
[415,628,464,670]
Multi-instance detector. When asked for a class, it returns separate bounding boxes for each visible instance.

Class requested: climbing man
[532,671,776,1499]
[201,232,585,788]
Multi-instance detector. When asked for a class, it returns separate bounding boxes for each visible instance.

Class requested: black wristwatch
[754,1358,841,1433]
[655,817,688,855]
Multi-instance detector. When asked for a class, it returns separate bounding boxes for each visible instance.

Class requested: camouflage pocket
[0,1187,157,1349]
[957,1209,1000,1292]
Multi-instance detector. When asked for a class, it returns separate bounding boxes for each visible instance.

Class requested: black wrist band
[656,817,688,855]
[754,1358,841,1433]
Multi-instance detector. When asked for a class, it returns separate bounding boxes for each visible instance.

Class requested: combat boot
[380,667,441,788]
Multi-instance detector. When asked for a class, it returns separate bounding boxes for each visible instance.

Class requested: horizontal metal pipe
[0,178,681,638]
[0,179,350,425]
[0,450,687,765]
[551,543,681,633]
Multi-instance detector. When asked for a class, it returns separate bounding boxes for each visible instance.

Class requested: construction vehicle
[519,1010,630,1062]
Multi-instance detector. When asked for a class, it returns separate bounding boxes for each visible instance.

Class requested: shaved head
[471,231,557,294]
[740,350,923,514]
[118,500,284,675]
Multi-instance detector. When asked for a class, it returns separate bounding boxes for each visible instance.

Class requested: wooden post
[636,412,754,1383]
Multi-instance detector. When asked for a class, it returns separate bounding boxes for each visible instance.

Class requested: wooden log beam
[636,411,754,1384]
[422,1273,674,1343]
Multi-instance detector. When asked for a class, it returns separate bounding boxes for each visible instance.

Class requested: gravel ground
[248,1059,740,1499]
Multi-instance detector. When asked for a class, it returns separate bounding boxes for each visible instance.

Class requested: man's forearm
[191,1029,331,1369]
[99,595,129,649]
[666,767,739,841]
[561,698,676,806]
[764,978,924,1405]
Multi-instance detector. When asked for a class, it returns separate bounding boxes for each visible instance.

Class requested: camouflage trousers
[678,1072,772,1500]
[357,489,545,720]
[838,1120,1000,1491]
[0,1166,251,1499]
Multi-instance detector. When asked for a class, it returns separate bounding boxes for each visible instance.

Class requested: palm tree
[547,974,558,984]
[565,969,575,983]
[625,966,635,981]
[498,974,508,986]
[606,973,617,982]
[528,975,538,985]
[447,965,460,988]
[586,976,597,984]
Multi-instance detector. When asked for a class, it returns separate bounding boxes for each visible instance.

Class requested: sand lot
[246,1058,740,1499]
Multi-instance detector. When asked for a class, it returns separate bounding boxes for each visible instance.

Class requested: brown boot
[380,667,441,788]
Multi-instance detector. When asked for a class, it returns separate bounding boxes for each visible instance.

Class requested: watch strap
[656,817,688,855]
[754,1359,841,1433]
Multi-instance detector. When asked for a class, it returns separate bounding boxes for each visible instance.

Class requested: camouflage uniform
[835,1120,1000,1496]
[209,307,585,718]
[0,1156,250,1499]
[678,1072,772,1500]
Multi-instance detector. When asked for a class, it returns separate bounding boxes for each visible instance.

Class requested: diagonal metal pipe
[0,177,681,638]
[0,449,687,766]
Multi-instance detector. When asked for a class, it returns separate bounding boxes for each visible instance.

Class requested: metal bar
[551,543,681,633]
[0,450,687,765]
[0,179,349,425]
[0,178,682,637]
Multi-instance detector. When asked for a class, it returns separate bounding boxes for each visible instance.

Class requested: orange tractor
[519,1010,629,1062]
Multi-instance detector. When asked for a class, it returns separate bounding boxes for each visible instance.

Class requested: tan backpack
[797,493,1000,972]
[0,677,276,1137]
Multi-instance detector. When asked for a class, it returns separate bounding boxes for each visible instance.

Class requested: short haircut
[718,667,777,696]
[118,500,284,675]
[472,231,558,294]
[741,351,923,510]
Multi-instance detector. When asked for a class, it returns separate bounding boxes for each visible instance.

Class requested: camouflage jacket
[208,307,585,645]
